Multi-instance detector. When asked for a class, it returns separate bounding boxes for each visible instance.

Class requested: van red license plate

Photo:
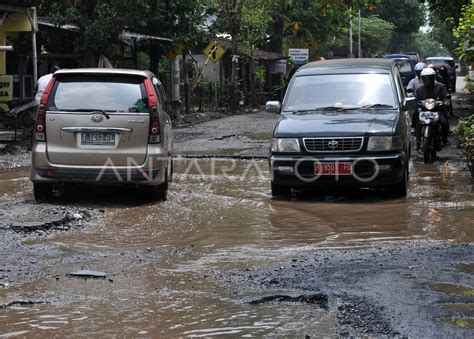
[81,132,115,145]
[315,162,352,175]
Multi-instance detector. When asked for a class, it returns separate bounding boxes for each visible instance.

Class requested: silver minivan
[30,68,173,201]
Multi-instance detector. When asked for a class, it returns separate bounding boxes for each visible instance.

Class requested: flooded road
[0,147,473,336]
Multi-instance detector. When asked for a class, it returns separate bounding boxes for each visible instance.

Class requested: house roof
[119,31,172,46]
[39,18,172,44]
[215,38,286,61]
[0,1,40,8]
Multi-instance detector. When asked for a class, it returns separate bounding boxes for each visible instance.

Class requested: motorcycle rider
[407,62,426,95]
[414,67,450,150]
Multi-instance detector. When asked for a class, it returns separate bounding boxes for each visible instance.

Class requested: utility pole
[170,58,181,119]
[349,7,353,58]
[182,49,190,115]
[358,9,361,58]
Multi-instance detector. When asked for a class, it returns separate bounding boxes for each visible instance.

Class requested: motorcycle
[417,98,445,163]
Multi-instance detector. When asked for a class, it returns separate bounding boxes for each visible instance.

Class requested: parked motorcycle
[417,98,445,163]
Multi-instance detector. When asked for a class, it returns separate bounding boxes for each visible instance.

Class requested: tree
[424,0,471,26]
[423,0,470,58]
[239,0,273,106]
[126,0,208,73]
[215,0,245,111]
[371,0,424,52]
[411,31,449,59]
[453,2,474,62]
[38,0,130,60]
[38,0,207,71]
[355,16,394,57]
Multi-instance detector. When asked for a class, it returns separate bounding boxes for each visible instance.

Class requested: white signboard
[271,59,287,74]
[288,48,309,65]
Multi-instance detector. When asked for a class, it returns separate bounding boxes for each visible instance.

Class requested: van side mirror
[403,97,416,111]
[266,101,281,113]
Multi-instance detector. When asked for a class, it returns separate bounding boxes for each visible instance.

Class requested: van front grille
[303,137,364,152]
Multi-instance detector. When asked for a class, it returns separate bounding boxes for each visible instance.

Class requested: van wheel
[147,172,169,202]
[271,182,291,197]
[388,166,408,197]
[168,156,173,183]
[33,183,52,202]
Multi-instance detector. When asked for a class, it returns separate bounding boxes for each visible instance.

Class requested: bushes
[455,114,474,177]
[456,115,474,145]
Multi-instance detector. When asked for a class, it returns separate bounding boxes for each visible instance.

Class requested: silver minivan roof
[54,68,155,78]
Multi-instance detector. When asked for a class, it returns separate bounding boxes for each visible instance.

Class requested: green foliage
[255,65,266,91]
[370,0,424,52]
[38,0,128,55]
[465,79,474,92]
[429,14,458,56]
[455,114,474,146]
[37,0,207,58]
[453,3,474,62]
[239,0,273,48]
[355,16,394,57]
[410,31,449,59]
[425,0,471,26]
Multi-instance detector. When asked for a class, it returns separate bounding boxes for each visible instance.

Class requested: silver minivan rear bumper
[30,143,169,186]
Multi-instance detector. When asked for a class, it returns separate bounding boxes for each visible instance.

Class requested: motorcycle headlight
[271,138,301,153]
[424,100,436,110]
[367,136,401,151]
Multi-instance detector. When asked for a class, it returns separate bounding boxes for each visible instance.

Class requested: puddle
[243,132,273,141]
[0,157,473,336]
[442,317,474,328]
[430,283,474,297]
[439,303,474,312]
[458,263,474,274]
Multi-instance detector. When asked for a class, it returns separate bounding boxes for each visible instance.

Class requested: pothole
[248,293,328,310]
[442,317,474,328]
[431,283,474,297]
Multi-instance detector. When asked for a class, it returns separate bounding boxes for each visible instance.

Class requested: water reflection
[0,158,473,336]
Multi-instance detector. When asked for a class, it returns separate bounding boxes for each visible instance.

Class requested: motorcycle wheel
[423,137,431,164]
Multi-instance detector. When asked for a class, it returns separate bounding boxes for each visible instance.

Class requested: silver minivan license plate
[81,132,115,145]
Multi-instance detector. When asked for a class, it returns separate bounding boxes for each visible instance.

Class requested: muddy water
[0,158,473,336]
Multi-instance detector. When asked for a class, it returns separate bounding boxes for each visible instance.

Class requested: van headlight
[367,136,401,151]
[271,138,301,152]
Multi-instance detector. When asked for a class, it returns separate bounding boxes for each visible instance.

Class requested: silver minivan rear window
[48,75,148,112]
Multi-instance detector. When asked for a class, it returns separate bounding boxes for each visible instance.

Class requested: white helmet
[414,62,426,71]
[420,67,436,87]
[420,67,436,76]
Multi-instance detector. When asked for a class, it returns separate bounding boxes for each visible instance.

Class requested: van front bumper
[270,153,407,188]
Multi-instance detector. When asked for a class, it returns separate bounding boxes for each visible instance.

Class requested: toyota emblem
[91,114,104,122]
[328,140,338,149]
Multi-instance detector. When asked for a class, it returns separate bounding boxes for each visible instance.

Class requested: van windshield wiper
[288,107,345,114]
[343,104,396,110]
[60,108,112,119]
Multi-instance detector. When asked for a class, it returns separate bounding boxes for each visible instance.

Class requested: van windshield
[283,73,397,112]
[48,75,148,112]
[427,59,455,68]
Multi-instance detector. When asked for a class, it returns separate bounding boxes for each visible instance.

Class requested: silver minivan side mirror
[266,101,281,113]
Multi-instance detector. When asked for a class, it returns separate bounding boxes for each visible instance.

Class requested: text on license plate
[315,162,352,175]
[81,132,115,145]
